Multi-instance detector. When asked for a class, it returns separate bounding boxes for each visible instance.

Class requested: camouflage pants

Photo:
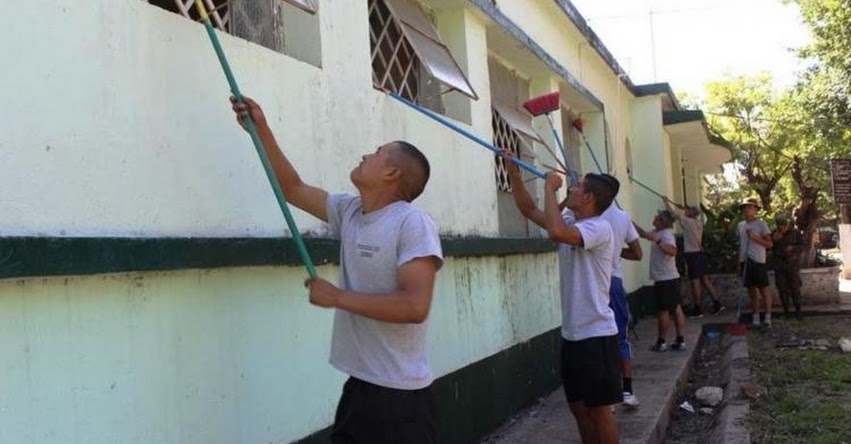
[774,266,802,314]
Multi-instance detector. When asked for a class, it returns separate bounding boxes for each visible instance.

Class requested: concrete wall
[0,254,559,443]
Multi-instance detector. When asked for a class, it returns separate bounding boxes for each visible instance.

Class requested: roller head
[571,118,584,133]
[522,92,560,117]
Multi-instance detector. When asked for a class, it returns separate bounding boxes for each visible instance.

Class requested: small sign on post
[830,158,851,205]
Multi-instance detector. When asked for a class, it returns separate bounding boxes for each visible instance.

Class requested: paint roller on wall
[521,92,582,186]
[193,0,317,278]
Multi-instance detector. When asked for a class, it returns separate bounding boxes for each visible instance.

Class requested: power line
[704,111,810,126]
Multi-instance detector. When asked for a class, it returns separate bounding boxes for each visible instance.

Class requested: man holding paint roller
[231,97,443,444]
[662,197,724,317]
[505,154,621,444]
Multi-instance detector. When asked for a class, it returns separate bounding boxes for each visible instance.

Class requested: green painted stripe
[296,327,562,444]
[0,236,556,279]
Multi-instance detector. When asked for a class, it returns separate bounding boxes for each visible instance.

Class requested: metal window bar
[493,107,523,192]
[369,0,477,101]
[370,0,419,100]
[141,1,316,32]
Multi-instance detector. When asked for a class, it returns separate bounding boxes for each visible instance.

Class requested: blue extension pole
[387,92,547,180]
[542,114,580,186]
[629,175,665,199]
[578,131,605,175]
[194,1,317,278]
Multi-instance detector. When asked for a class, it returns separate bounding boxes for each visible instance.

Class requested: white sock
[753,317,760,326]
[765,313,772,323]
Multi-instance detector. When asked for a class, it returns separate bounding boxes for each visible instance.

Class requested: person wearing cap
[504,155,621,444]
[599,176,644,410]
[737,198,774,327]
[634,210,687,352]
[771,213,803,319]
[662,197,724,317]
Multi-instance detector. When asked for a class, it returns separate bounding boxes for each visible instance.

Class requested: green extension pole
[194,0,317,278]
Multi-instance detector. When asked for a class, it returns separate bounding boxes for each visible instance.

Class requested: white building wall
[0,1,696,442]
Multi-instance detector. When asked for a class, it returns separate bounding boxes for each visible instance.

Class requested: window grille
[369,0,477,102]
[143,0,231,30]
[493,107,523,192]
[492,104,543,192]
[141,0,317,32]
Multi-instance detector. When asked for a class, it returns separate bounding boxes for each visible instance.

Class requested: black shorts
[560,335,623,407]
[684,252,707,280]
[331,377,437,444]
[654,278,682,312]
[743,259,770,288]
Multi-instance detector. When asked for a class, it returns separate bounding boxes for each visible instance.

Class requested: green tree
[789,0,851,147]
[704,74,794,213]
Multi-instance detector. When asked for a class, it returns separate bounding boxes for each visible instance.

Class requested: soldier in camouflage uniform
[771,213,803,320]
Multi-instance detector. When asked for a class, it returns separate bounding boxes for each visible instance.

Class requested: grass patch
[748,316,851,444]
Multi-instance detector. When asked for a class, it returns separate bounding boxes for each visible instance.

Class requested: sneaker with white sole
[670,341,687,351]
[622,392,640,409]
[650,342,668,352]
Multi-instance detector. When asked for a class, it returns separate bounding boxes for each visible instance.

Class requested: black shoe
[670,341,687,351]
[795,311,804,320]
[711,302,725,315]
[686,306,704,318]
[650,342,669,352]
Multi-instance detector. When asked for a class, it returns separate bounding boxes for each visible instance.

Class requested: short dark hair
[600,173,620,196]
[582,173,617,215]
[388,141,431,202]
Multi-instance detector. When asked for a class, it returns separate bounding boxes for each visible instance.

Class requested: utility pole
[649,8,657,82]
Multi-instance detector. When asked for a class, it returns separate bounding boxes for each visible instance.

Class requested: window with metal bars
[140,0,321,66]
[492,108,522,192]
[143,0,231,30]
[369,0,477,110]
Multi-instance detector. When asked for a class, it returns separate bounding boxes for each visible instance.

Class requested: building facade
[0,1,729,443]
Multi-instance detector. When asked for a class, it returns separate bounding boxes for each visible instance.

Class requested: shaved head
[386,141,430,202]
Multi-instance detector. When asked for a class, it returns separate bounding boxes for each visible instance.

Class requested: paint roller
[521,92,586,185]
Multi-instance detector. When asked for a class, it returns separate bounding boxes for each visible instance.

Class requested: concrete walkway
[479,310,733,444]
[478,291,851,444]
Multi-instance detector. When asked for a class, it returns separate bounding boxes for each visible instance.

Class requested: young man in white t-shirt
[737,198,774,327]
[231,97,443,444]
[635,210,687,352]
[600,176,643,410]
[662,197,724,317]
[506,159,620,444]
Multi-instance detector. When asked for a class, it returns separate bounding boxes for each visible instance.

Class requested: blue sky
[569,0,812,98]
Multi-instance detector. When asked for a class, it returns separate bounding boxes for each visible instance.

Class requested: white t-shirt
[737,219,771,263]
[558,211,618,341]
[326,193,443,390]
[677,216,703,253]
[649,228,679,281]
[601,203,640,279]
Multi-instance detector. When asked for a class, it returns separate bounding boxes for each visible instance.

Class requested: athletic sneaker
[650,342,668,352]
[686,306,704,318]
[670,341,687,351]
[711,301,725,316]
[622,392,640,409]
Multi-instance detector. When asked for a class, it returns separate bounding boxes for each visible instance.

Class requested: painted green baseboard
[0,236,556,280]
[296,327,562,444]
